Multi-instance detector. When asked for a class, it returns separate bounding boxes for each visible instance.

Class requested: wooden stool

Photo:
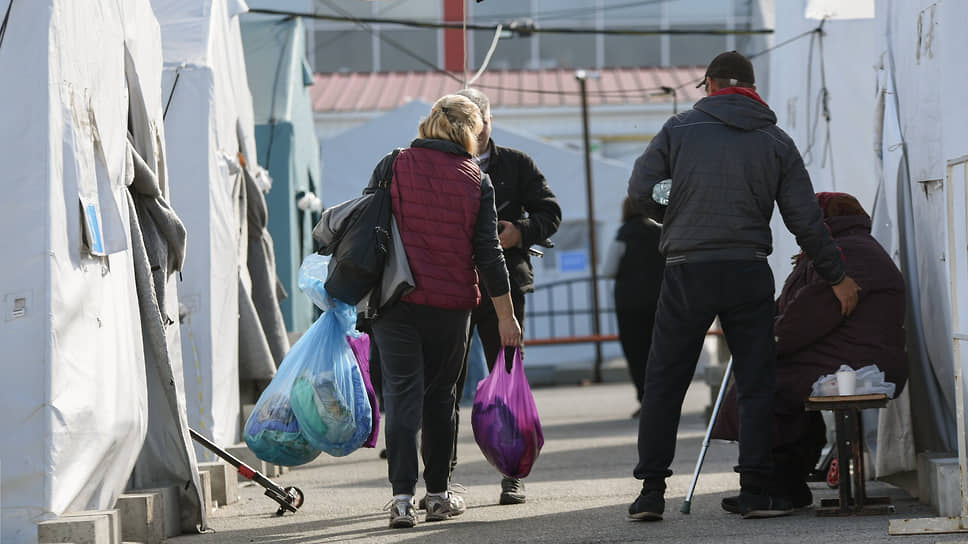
[804,393,894,516]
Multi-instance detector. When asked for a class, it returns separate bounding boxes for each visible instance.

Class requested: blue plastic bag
[471,346,544,478]
[244,255,372,462]
[298,253,332,311]
[288,287,372,457]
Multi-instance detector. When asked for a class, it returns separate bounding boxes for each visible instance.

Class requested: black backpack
[323,150,401,305]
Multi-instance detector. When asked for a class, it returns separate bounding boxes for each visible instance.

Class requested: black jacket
[613,216,664,312]
[627,93,845,285]
[481,141,562,294]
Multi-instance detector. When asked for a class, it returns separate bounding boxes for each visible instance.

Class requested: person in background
[451,87,561,506]
[625,50,861,521]
[602,196,664,418]
[711,192,908,513]
[371,94,521,529]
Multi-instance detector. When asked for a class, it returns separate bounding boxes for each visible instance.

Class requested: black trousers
[616,308,657,403]
[451,289,526,475]
[372,301,471,495]
[634,260,777,492]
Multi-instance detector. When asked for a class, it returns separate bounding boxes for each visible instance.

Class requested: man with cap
[624,51,861,520]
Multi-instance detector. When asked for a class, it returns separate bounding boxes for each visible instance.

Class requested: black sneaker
[628,489,664,521]
[738,491,794,519]
[789,481,813,509]
[500,477,526,505]
[727,484,810,514]
[721,494,741,514]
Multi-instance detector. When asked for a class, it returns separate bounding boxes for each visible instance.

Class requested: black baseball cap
[696,50,755,88]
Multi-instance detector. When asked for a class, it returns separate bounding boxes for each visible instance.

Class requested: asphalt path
[169,380,964,544]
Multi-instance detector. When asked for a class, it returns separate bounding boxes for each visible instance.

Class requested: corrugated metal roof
[311,66,706,112]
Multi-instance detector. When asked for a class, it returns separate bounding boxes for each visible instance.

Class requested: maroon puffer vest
[391,147,482,310]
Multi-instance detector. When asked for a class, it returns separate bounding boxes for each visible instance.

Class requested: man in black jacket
[624,51,861,521]
[453,87,561,505]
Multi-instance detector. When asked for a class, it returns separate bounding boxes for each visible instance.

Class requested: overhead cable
[248,8,773,37]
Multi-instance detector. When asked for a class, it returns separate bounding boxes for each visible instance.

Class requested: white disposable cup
[836,370,856,396]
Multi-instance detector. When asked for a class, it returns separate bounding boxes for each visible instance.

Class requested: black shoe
[721,494,741,514]
[738,490,794,519]
[500,477,526,505]
[789,480,813,509]
[628,489,664,521]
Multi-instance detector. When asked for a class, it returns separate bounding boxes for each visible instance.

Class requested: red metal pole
[443,0,465,73]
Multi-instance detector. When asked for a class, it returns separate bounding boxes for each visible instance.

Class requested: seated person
[711,192,908,510]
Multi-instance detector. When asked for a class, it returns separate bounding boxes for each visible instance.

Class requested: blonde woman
[371,94,522,528]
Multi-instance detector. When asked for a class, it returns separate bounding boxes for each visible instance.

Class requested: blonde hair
[418,94,482,155]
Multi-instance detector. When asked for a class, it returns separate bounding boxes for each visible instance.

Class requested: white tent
[151,0,264,458]
[0,0,203,541]
[319,100,634,368]
[764,0,968,481]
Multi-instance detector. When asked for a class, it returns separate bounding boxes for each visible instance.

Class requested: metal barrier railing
[524,276,616,381]
[524,275,724,382]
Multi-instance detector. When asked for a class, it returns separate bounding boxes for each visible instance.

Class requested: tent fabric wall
[120,3,206,532]
[765,0,968,472]
[152,0,265,457]
[241,15,321,333]
[0,0,174,540]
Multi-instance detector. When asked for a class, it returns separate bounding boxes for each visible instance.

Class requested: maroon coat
[711,215,908,446]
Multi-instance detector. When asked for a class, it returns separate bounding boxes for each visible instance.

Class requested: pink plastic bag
[471,346,544,478]
[347,333,380,448]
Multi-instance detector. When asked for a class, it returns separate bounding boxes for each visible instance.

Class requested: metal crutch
[681,357,733,514]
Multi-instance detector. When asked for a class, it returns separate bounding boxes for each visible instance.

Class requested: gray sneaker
[419,482,466,510]
[424,492,467,521]
[385,498,417,528]
[500,477,526,505]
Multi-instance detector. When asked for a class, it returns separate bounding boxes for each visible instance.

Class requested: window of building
[604,35,661,67]
[313,30,373,72]
[669,25,729,66]
[538,34,596,69]
[380,29,439,72]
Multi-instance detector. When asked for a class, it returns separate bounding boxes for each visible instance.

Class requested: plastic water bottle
[652,179,671,205]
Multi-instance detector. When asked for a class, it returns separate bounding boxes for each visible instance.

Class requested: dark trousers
[372,301,471,496]
[616,308,657,402]
[634,260,776,492]
[451,289,526,475]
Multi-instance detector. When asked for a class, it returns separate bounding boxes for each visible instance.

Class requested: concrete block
[934,458,962,517]
[60,510,119,544]
[918,452,956,505]
[38,511,114,544]
[198,469,214,513]
[137,486,180,538]
[116,492,164,544]
[198,461,239,506]
[225,444,267,482]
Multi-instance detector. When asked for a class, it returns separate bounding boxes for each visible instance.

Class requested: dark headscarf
[815,192,870,220]
[793,192,867,264]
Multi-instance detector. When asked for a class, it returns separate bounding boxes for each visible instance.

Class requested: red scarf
[711,86,768,106]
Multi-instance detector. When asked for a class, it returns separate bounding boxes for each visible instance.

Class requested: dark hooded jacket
[627,93,845,284]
